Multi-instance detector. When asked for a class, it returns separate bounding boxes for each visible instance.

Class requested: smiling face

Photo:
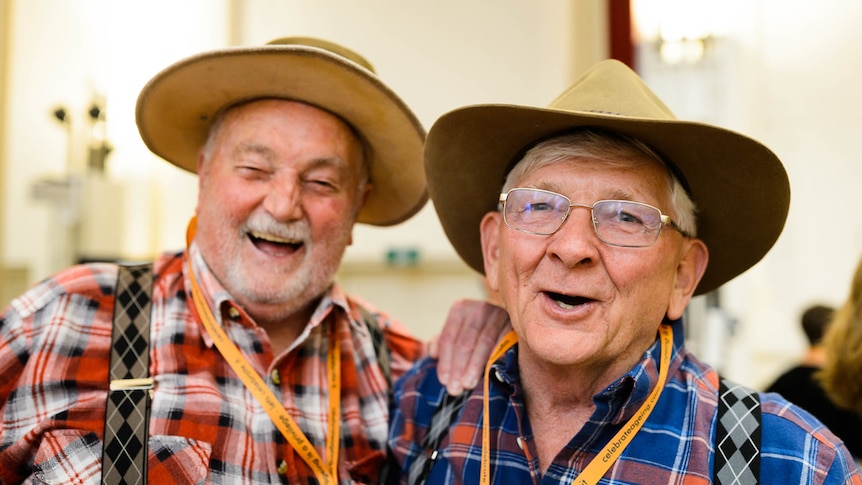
[194,99,370,328]
[480,132,707,384]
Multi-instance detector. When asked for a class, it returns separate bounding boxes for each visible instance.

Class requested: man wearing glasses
[386,60,862,484]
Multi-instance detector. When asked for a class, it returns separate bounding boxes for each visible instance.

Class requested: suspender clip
[109,377,154,391]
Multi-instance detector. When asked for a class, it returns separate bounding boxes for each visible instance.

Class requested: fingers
[454,303,510,394]
[434,299,474,392]
[427,333,441,359]
[434,299,510,396]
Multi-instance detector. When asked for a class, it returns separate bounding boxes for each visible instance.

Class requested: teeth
[554,299,575,310]
[250,231,299,244]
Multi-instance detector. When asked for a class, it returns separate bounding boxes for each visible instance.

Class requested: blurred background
[1,0,860,390]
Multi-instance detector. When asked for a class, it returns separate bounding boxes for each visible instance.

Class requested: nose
[263,177,303,221]
[545,205,601,266]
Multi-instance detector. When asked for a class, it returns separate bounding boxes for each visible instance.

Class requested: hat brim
[136,44,427,226]
[425,105,790,295]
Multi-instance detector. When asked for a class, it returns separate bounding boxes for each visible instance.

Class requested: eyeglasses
[499,187,687,248]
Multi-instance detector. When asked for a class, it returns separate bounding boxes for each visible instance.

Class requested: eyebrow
[306,156,349,171]
[530,181,563,193]
[529,182,638,202]
[604,189,638,201]
[233,142,275,161]
[233,142,349,170]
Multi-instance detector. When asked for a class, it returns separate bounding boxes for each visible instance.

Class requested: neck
[242,299,318,357]
[520,363,599,410]
[802,345,826,367]
[517,342,645,411]
[260,319,307,357]
[519,355,609,473]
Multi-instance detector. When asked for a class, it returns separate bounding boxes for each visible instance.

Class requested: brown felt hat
[425,59,790,295]
[136,37,426,226]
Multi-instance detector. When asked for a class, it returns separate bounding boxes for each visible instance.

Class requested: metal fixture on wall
[33,93,115,271]
[86,95,113,174]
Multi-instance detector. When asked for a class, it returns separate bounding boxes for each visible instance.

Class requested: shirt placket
[223,302,288,483]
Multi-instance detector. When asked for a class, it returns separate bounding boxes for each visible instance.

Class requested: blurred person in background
[819,254,862,463]
[766,304,862,458]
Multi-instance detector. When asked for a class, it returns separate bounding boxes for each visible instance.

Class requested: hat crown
[549,59,677,121]
[136,36,426,226]
[266,36,376,73]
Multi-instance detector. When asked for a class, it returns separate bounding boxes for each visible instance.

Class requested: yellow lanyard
[185,217,341,485]
[480,325,673,485]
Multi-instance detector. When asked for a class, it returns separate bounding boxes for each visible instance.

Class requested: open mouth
[248,231,303,254]
[546,291,592,310]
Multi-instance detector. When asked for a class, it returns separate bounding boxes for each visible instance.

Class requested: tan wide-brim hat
[425,59,790,295]
[136,37,426,226]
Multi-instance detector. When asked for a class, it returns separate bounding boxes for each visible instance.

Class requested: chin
[525,333,590,362]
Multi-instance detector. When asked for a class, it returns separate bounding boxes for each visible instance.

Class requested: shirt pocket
[147,435,212,485]
[31,431,212,485]
[33,430,102,484]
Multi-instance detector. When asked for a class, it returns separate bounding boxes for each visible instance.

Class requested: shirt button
[228,307,241,319]
[271,369,281,385]
[494,369,504,382]
[276,459,288,475]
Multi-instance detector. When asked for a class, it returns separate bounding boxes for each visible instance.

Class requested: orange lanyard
[186,217,341,485]
[480,325,673,485]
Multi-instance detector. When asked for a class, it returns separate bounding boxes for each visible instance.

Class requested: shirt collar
[609,318,685,423]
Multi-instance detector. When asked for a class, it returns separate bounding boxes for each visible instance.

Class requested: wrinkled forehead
[216,98,364,146]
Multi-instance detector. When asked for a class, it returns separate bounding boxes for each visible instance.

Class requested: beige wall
[0,0,19,305]
[4,1,860,389]
[630,0,862,388]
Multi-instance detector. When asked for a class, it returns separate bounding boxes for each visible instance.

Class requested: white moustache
[244,214,310,244]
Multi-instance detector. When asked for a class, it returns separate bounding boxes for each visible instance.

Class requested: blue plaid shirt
[389,319,862,484]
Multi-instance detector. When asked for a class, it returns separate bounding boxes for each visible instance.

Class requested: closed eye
[303,176,340,194]
[236,165,271,180]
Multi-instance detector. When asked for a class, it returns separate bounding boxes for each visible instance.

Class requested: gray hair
[502,129,698,236]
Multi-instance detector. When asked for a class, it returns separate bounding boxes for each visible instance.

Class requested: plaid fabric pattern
[0,246,423,484]
[390,319,862,485]
[406,392,470,485]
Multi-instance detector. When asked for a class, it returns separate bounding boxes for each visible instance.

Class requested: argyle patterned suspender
[101,263,154,485]
[360,305,392,388]
[714,378,761,485]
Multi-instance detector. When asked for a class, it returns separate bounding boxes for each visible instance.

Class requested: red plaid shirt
[0,244,424,484]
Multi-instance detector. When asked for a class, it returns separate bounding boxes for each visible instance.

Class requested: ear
[480,211,503,293]
[347,183,374,247]
[196,149,209,181]
[667,238,709,320]
[358,182,374,213]
[195,151,207,215]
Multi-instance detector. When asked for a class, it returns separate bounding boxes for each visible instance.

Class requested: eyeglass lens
[503,188,664,247]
